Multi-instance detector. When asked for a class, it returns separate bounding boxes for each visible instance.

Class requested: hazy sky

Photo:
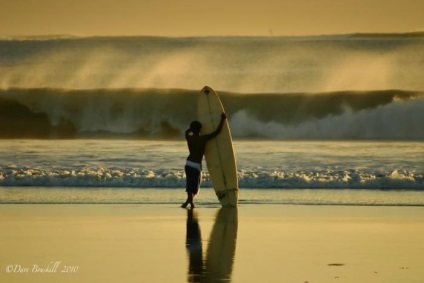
[1,0,424,36]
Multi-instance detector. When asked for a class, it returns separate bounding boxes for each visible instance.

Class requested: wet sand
[1,204,423,283]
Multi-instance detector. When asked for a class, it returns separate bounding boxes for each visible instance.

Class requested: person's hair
[190,121,202,134]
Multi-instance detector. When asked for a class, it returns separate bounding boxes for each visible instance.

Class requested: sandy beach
[1,203,423,283]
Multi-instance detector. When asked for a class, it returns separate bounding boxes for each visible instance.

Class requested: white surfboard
[198,86,238,207]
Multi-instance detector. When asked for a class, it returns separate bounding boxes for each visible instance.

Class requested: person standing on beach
[181,112,227,208]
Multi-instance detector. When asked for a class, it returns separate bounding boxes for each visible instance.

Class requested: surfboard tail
[217,189,239,208]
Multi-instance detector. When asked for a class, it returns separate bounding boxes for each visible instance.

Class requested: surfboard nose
[202,86,212,95]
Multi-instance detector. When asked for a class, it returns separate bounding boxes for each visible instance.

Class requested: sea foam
[1,166,422,190]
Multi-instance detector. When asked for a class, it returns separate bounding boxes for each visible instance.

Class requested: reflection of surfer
[185,209,203,282]
[184,208,238,282]
[181,112,227,208]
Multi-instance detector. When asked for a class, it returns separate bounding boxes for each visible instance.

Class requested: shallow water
[0,140,423,191]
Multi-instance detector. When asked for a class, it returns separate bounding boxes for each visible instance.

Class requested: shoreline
[2,187,424,206]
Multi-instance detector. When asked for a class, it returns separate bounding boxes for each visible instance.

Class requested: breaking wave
[0,88,422,140]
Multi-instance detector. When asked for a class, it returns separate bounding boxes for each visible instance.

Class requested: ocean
[1,34,423,205]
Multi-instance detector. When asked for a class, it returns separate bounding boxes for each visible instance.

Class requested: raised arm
[203,112,227,140]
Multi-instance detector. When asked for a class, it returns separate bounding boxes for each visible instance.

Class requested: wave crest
[0,88,422,139]
[230,96,424,139]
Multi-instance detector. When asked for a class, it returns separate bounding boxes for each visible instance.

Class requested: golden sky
[1,0,423,36]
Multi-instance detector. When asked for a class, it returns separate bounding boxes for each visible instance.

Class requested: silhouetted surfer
[181,112,227,208]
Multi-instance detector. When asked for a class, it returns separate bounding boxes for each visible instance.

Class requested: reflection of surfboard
[198,86,239,207]
[206,208,238,281]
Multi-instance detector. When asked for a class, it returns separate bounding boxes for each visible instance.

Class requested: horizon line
[1,31,424,40]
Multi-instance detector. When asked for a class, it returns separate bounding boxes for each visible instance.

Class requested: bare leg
[181,193,194,208]
[189,194,195,208]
